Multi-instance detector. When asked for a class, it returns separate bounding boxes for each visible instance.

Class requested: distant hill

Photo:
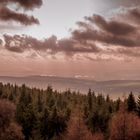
[0,75,140,98]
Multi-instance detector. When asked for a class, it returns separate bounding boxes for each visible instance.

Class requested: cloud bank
[1,6,140,60]
[3,34,100,55]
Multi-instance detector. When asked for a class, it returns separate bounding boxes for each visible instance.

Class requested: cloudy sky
[0,0,140,80]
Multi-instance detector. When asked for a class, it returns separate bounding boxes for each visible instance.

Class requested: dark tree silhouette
[127,92,136,112]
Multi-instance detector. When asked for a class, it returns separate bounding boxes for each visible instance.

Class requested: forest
[0,82,140,140]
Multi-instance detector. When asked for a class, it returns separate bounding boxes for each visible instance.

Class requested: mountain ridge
[0,75,140,98]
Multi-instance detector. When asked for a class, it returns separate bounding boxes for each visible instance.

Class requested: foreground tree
[62,107,104,140]
[16,85,35,140]
[109,107,140,140]
[39,108,50,140]
[0,99,24,140]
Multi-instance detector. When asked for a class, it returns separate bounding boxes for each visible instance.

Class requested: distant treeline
[0,82,140,140]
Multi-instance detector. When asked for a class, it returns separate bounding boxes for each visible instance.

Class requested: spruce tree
[16,84,35,140]
[115,98,121,111]
[36,93,44,113]
[87,89,92,111]
[106,94,110,102]
[40,108,50,140]
[127,92,136,112]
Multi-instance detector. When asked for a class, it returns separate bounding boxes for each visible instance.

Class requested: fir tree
[16,85,35,140]
[127,92,136,112]
[40,108,50,140]
[87,89,92,111]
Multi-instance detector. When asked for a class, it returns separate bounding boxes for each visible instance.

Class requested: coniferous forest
[0,82,140,140]
[1,0,140,140]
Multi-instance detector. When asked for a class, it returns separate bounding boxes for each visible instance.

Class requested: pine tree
[87,89,92,111]
[16,85,35,140]
[115,98,121,111]
[40,108,50,140]
[106,94,110,102]
[127,92,136,112]
[97,94,105,106]
[36,93,44,113]
[48,108,67,139]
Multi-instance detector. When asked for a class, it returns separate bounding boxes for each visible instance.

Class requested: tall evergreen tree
[127,92,136,112]
[87,89,92,111]
[16,84,35,140]
[115,98,121,111]
[36,93,44,113]
[40,108,50,140]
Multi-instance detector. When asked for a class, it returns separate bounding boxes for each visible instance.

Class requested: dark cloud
[0,7,39,25]
[3,34,100,55]
[72,7,140,48]
[127,8,140,24]
[72,28,140,48]
[0,0,42,25]
[3,34,45,53]
[58,39,100,54]
[86,14,137,36]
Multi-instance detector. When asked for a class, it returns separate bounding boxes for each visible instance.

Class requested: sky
[0,0,140,80]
